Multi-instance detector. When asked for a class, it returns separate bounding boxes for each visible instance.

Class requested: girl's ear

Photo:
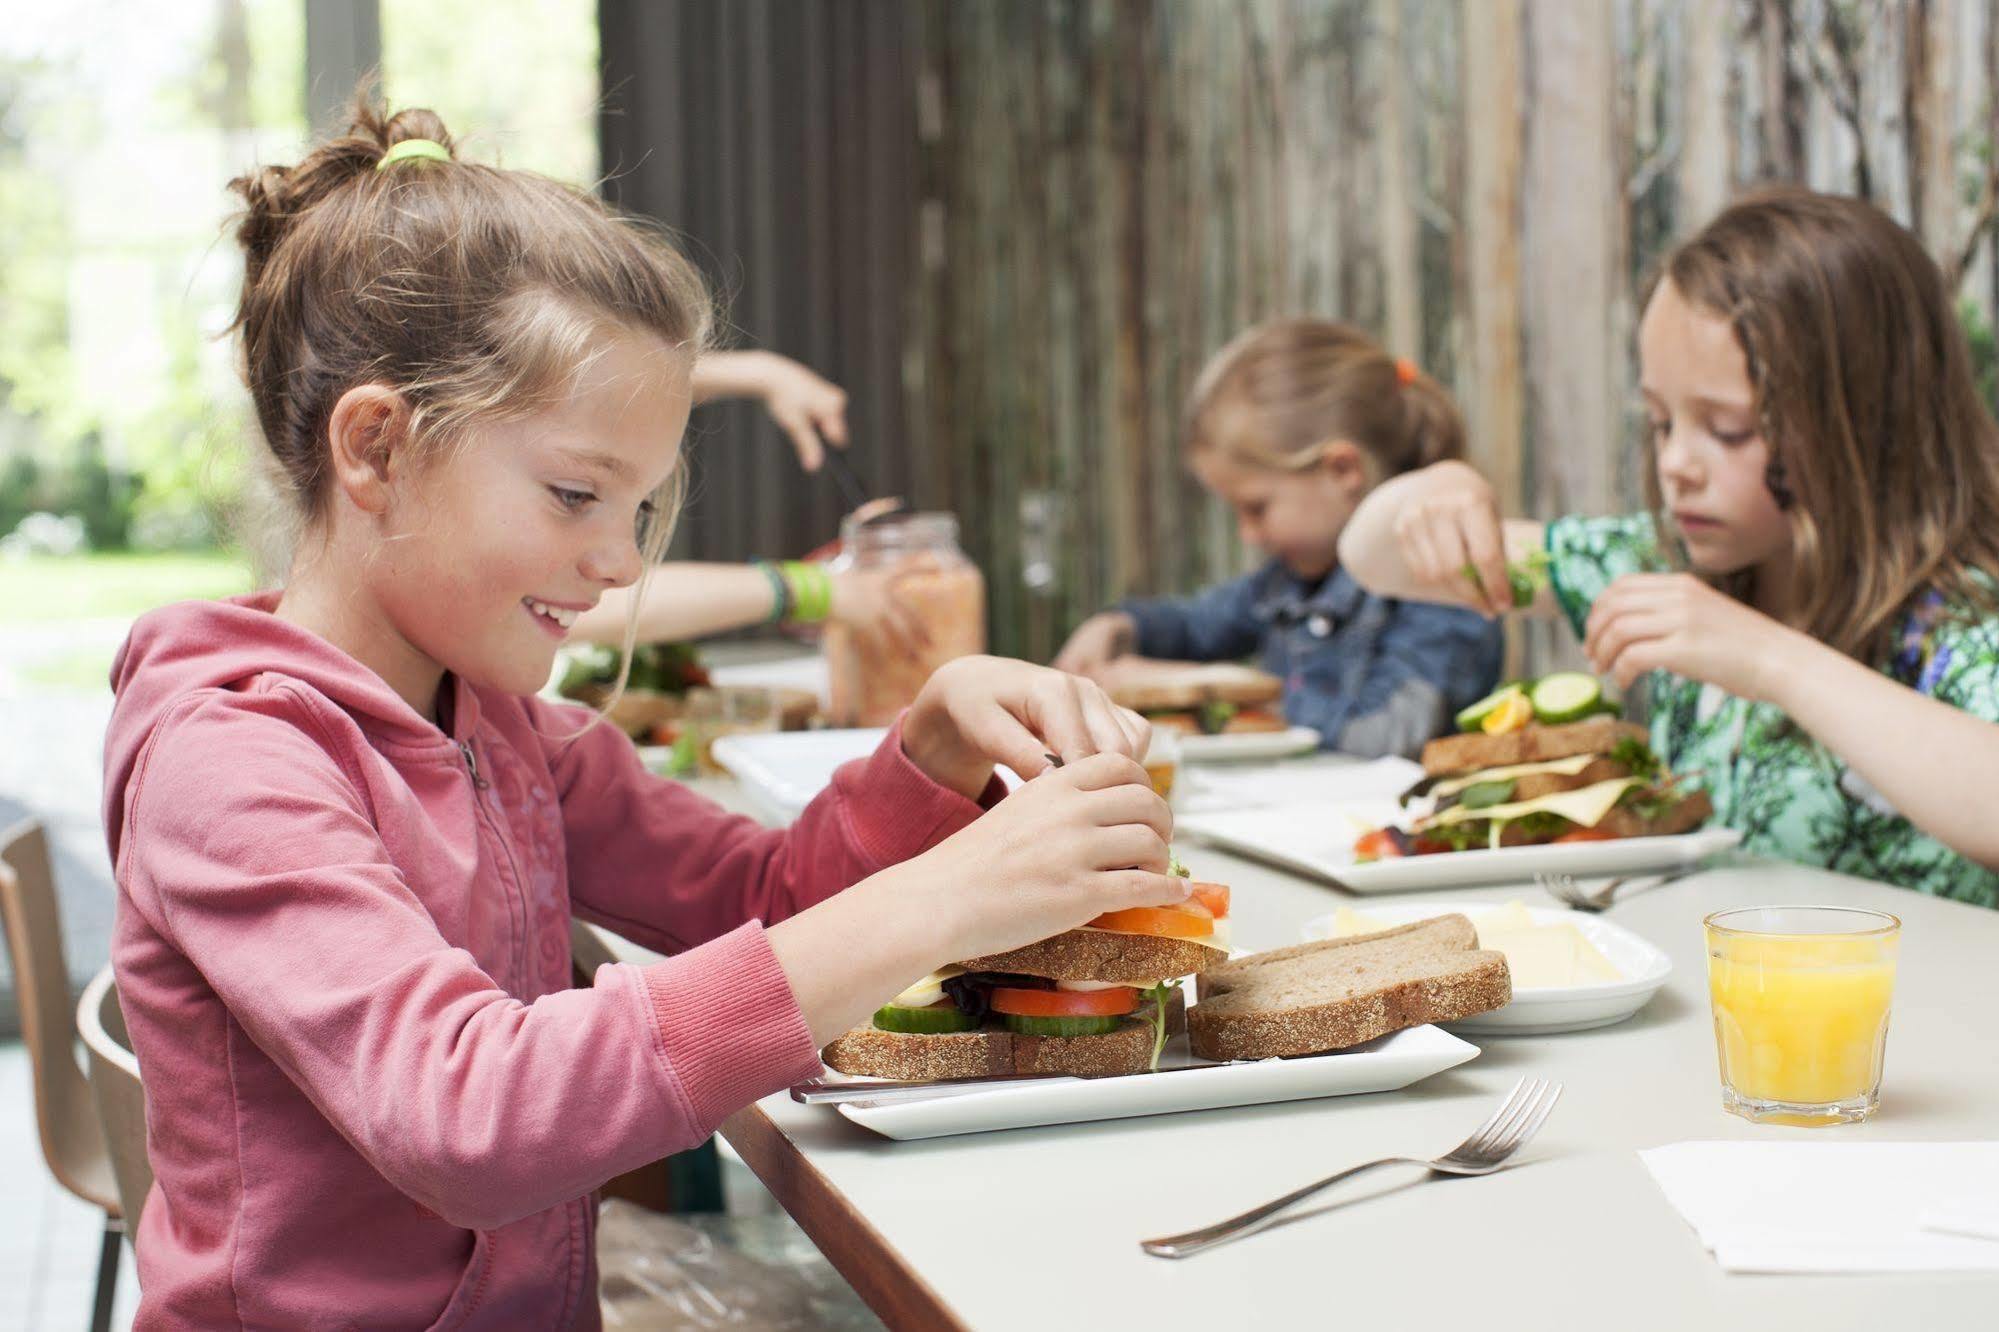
[1316,439,1373,499]
[325,385,412,517]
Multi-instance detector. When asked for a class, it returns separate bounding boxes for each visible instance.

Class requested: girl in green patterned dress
[1339,187,1999,908]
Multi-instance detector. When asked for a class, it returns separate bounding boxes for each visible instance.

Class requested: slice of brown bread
[1421,717,1647,777]
[956,928,1224,983]
[1187,915,1511,1061]
[1107,663,1283,712]
[1506,757,1633,802]
[823,1016,1155,1080]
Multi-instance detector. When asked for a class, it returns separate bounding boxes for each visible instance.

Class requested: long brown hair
[227,97,711,709]
[1184,318,1463,477]
[1652,186,1999,666]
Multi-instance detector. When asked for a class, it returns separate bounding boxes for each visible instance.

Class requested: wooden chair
[0,819,124,1332]
[79,966,151,1237]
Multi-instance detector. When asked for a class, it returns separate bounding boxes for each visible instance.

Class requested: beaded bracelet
[753,561,792,624]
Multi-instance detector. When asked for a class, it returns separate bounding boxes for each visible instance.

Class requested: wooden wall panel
[602,0,1999,667]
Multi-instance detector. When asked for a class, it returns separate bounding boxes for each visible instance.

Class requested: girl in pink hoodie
[102,103,1185,1330]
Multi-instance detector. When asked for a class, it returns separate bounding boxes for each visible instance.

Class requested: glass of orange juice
[1142,727,1180,804]
[1705,906,1900,1127]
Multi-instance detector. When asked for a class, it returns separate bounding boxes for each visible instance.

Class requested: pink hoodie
[102,594,990,1329]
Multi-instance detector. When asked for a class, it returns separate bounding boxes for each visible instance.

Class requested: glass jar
[823,511,986,726]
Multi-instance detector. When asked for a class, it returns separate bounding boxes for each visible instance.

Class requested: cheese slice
[1326,901,1621,986]
[1417,776,1644,831]
[1428,752,1603,801]
[888,966,965,1009]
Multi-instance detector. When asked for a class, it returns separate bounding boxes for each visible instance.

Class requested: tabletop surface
[594,756,1999,1331]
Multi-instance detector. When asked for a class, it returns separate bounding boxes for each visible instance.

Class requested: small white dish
[1300,900,1675,1034]
[1176,725,1322,763]
[1175,797,1741,894]
[824,1024,1478,1141]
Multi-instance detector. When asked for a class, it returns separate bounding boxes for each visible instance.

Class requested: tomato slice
[1087,900,1216,938]
[1353,828,1407,861]
[989,986,1139,1018]
[1185,881,1230,918]
[1553,828,1617,844]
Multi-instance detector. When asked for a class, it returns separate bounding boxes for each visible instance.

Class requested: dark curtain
[597,0,920,563]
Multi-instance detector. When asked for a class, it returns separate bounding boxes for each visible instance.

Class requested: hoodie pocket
[424,1227,494,1331]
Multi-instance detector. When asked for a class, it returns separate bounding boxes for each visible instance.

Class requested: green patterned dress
[1544,513,1999,909]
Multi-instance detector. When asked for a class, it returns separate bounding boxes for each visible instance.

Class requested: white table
[586,766,1999,1330]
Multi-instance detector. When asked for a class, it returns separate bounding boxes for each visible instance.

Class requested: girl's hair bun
[229,98,457,289]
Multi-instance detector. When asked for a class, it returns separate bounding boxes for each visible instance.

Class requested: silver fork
[1538,866,1693,912]
[1139,1077,1562,1259]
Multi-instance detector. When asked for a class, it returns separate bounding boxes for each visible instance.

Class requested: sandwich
[1353,673,1712,860]
[1103,662,1288,736]
[823,854,1233,1080]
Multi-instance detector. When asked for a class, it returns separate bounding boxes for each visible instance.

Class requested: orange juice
[1705,907,1899,1126]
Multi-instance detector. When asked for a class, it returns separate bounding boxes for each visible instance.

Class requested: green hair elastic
[376,139,452,170]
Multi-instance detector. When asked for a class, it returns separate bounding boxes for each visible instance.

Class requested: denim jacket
[1119,562,1503,758]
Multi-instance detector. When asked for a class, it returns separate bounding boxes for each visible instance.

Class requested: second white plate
[1175,798,1741,893]
[1300,901,1674,1034]
[1176,725,1322,763]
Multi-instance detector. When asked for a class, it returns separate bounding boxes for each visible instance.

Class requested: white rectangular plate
[830,1025,1478,1141]
[1175,798,1741,894]
[1177,725,1322,763]
[710,728,891,822]
[1300,901,1674,1034]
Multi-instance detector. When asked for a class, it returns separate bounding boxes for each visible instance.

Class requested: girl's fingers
[1584,609,1668,676]
[1096,868,1195,911]
[1399,514,1444,586]
[1079,691,1141,760]
[814,401,849,447]
[970,708,1060,780]
[1080,780,1175,840]
[1604,639,1666,690]
[1460,510,1513,615]
[1030,676,1100,764]
[1423,511,1479,607]
[1058,750,1155,795]
[1090,824,1170,874]
[1113,706,1152,760]
[774,409,825,471]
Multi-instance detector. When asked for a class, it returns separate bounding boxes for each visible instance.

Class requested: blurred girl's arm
[570,564,777,645]
[1775,642,1999,869]
[691,350,848,471]
[1586,572,1999,869]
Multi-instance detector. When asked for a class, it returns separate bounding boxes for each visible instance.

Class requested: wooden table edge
[719,1102,970,1332]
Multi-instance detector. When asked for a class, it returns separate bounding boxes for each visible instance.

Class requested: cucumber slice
[1529,672,1605,725]
[872,1003,980,1035]
[1456,779,1518,810]
[1000,1013,1124,1038]
[1454,684,1526,733]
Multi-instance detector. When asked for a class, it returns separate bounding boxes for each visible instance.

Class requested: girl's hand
[899,751,1188,963]
[1051,611,1137,677]
[902,656,1151,799]
[1388,461,1514,616]
[828,562,933,662]
[753,353,849,471]
[1583,572,1797,700]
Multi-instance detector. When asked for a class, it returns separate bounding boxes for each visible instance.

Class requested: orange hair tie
[1394,357,1419,387]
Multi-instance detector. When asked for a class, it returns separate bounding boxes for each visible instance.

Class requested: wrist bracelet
[753,561,792,624]
[780,560,833,624]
